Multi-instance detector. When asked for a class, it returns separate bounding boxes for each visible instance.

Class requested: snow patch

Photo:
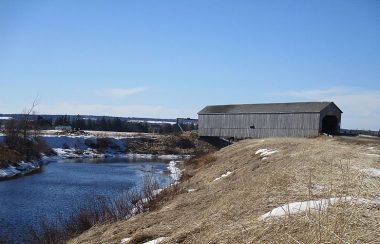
[214,171,232,181]
[259,196,380,221]
[129,119,176,125]
[361,168,380,177]
[359,134,377,138]
[120,237,132,244]
[153,189,163,195]
[143,237,166,244]
[308,184,325,191]
[255,149,268,155]
[365,153,380,157]
[255,148,278,159]
[187,188,197,193]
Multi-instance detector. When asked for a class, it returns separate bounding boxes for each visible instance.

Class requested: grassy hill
[69,136,380,243]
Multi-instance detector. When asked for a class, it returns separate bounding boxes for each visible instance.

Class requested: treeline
[17,115,197,133]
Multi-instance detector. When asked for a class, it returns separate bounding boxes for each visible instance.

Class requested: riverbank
[0,150,189,181]
[69,136,380,243]
[0,132,214,181]
[0,161,42,181]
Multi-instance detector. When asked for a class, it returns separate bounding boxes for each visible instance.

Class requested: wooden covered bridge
[198,102,342,139]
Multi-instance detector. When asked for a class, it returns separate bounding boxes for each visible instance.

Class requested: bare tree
[4,96,42,160]
[21,97,39,140]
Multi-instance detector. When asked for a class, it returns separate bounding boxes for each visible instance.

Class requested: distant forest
[17,115,196,133]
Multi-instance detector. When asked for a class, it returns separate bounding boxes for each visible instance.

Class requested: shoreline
[0,132,203,181]
[0,161,42,181]
[48,148,191,161]
[0,152,189,181]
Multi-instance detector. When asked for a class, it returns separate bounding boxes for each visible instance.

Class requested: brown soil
[69,136,380,244]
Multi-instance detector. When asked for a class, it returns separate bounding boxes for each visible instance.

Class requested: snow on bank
[34,134,128,160]
[51,149,190,161]
[214,171,232,181]
[168,161,182,182]
[42,135,191,161]
[43,135,126,150]
[126,154,190,161]
[2,134,191,161]
[127,161,183,217]
[0,161,40,179]
[0,166,19,178]
[259,196,380,221]
[1,134,189,182]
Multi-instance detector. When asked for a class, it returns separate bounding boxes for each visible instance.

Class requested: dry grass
[0,145,23,167]
[126,132,217,155]
[69,136,380,244]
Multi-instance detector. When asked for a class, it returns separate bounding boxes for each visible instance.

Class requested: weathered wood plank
[198,113,321,138]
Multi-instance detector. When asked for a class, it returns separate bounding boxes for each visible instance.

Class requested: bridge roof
[198,102,342,114]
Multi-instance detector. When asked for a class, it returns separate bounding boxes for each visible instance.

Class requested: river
[0,158,174,243]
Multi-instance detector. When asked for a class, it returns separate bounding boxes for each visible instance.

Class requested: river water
[0,159,174,243]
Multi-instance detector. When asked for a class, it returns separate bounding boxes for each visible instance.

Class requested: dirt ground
[69,135,380,244]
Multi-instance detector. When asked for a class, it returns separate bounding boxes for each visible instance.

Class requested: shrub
[0,145,23,167]
[0,236,11,244]
[85,138,121,153]
[1,137,51,163]
[164,135,195,149]
[34,137,56,156]
[84,138,96,148]
[175,138,195,149]
[62,143,70,150]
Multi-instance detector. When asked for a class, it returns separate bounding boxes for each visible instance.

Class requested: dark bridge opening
[322,116,339,135]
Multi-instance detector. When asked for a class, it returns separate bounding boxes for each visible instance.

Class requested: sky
[0,0,379,130]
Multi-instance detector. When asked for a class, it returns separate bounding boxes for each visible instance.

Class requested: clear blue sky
[0,0,379,129]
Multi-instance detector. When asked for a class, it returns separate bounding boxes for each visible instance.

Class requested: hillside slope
[69,136,380,243]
